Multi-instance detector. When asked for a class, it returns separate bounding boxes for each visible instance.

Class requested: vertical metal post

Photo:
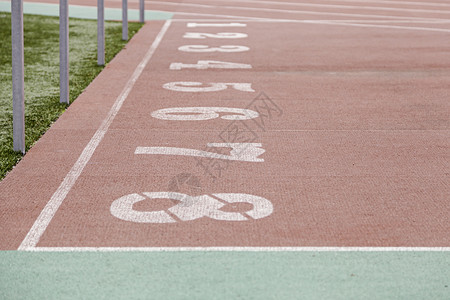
[11,0,25,154]
[122,0,128,41]
[139,0,145,23]
[97,0,105,65]
[122,0,128,40]
[59,0,69,104]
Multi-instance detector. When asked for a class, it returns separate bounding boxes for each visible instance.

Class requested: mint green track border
[0,1,173,20]
[1,251,449,299]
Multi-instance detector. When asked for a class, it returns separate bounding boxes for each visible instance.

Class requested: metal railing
[11,0,145,153]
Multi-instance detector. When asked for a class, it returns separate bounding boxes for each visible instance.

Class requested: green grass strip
[0,13,143,180]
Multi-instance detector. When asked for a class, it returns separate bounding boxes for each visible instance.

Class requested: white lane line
[24,247,450,252]
[172,10,274,20]
[327,20,450,23]
[170,15,450,33]
[317,20,450,33]
[170,18,450,24]
[143,0,214,9]
[133,1,450,21]
[108,0,215,9]
[221,5,448,21]
[192,0,450,9]
[220,0,450,14]
[151,0,450,15]
[311,0,450,8]
[161,8,450,23]
[18,20,173,250]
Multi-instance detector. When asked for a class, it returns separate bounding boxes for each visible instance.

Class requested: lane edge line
[18,19,173,250]
[22,247,450,252]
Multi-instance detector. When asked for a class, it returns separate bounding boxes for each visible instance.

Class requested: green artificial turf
[0,13,143,180]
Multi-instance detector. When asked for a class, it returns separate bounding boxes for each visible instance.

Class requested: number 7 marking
[135,143,265,162]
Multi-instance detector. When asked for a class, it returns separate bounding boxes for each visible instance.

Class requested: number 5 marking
[163,82,254,92]
[135,143,265,162]
[170,60,252,70]
[178,45,249,53]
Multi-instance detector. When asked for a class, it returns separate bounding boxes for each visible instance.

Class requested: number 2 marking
[183,32,247,39]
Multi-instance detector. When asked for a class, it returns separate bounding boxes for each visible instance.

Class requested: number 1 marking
[187,23,247,28]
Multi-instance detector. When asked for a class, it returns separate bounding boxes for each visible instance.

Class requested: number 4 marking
[135,143,265,162]
[163,82,254,92]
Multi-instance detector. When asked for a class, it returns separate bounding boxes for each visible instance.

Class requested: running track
[1,0,449,298]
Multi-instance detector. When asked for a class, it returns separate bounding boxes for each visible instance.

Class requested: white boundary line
[317,20,450,33]
[171,10,274,20]
[18,20,173,250]
[144,1,450,21]
[193,0,450,9]
[121,0,450,8]
[150,0,450,14]
[24,247,450,252]
[313,0,450,8]
[219,5,448,21]
[170,18,450,24]
[169,14,450,33]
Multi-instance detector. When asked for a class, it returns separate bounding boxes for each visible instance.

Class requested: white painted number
[163,82,254,92]
[135,143,265,162]
[170,60,252,70]
[151,107,259,121]
[183,32,247,39]
[187,23,247,28]
[178,45,249,53]
[110,192,273,223]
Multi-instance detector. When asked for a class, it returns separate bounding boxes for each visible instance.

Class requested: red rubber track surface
[0,0,449,249]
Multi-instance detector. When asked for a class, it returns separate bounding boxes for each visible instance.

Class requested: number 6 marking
[151,107,259,121]
[163,82,254,92]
